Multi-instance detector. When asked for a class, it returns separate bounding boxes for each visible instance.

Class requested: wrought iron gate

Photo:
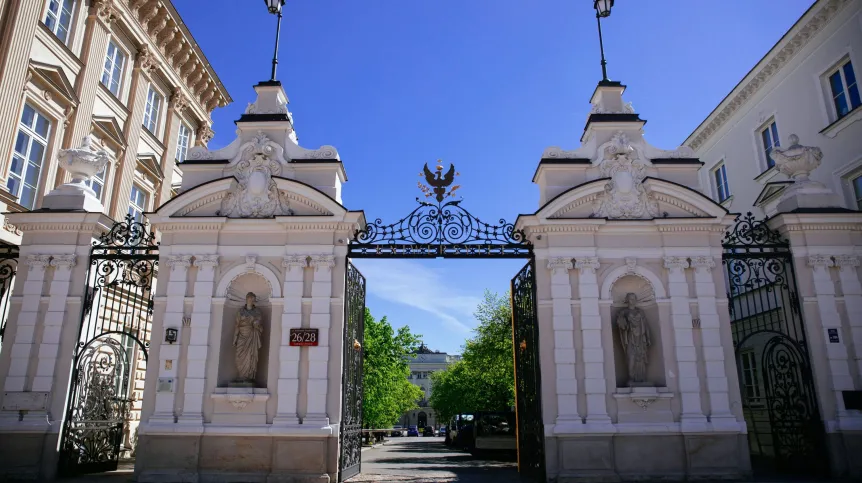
[511,260,545,481]
[58,215,159,476]
[339,262,366,482]
[0,243,19,344]
[722,213,825,476]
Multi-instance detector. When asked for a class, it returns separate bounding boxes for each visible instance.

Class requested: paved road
[348,436,521,483]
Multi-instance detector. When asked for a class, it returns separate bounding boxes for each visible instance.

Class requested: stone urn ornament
[41,135,112,212]
[770,134,823,182]
[763,134,842,214]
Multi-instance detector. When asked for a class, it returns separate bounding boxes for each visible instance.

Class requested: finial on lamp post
[264,0,287,82]
[594,0,614,82]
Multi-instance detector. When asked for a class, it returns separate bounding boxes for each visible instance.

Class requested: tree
[362,308,424,429]
[429,290,514,423]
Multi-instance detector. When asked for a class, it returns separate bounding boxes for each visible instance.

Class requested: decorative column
[178,254,218,426]
[575,257,611,428]
[548,257,579,426]
[690,256,735,428]
[32,255,76,392]
[156,92,190,206]
[273,255,306,427]
[1,255,50,394]
[835,255,862,384]
[808,255,855,420]
[109,46,158,220]
[306,254,334,426]
[151,255,191,425]
[664,256,707,429]
[0,0,42,182]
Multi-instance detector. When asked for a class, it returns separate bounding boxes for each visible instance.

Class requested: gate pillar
[0,211,113,480]
[768,211,862,478]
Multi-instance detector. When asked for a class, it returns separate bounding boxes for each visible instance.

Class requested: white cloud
[350,259,480,334]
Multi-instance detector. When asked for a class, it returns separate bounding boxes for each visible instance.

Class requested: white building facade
[402,347,460,429]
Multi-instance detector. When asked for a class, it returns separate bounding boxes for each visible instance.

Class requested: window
[713,163,730,203]
[739,350,763,405]
[176,123,191,162]
[828,60,861,119]
[101,41,126,96]
[7,104,51,210]
[128,184,148,222]
[44,0,76,44]
[85,165,107,200]
[853,175,862,210]
[142,87,162,135]
[759,120,780,169]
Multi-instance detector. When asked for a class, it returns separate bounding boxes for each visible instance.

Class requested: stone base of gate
[550,433,750,482]
[827,431,862,478]
[135,434,336,483]
[0,430,58,481]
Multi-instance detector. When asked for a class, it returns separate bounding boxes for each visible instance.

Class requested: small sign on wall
[289,328,319,346]
[2,392,49,411]
[157,378,174,393]
[827,328,840,344]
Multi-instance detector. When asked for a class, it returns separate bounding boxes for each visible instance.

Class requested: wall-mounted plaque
[2,392,49,411]
[289,328,319,347]
[157,378,174,393]
[828,328,840,343]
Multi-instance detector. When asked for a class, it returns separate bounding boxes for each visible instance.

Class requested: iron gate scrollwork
[339,262,366,482]
[511,260,545,482]
[59,215,159,476]
[722,213,825,476]
[0,243,19,344]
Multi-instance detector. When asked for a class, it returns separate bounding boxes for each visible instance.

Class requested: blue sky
[174,0,814,354]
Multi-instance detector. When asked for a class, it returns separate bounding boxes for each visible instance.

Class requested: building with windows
[0,0,231,246]
[401,344,460,429]
[686,0,861,216]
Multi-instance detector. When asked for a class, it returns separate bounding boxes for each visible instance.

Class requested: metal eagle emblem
[418,161,460,203]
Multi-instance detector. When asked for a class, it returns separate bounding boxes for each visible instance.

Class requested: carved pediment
[92,116,126,150]
[28,61,79,107]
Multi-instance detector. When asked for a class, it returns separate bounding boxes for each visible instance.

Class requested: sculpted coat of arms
[219,133,294,218]
[593,132,660,219]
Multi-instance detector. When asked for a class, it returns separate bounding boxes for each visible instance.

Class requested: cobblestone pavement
[347,436,521,483]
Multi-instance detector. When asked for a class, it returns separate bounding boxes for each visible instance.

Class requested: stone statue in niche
[234,292,264,383]
[615,292,651,386]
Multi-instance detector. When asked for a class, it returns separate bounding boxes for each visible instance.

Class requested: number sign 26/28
[289,328,319,346]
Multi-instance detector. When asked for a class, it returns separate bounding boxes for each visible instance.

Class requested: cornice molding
[686,0,850,151]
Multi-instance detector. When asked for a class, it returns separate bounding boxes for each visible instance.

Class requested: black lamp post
[265,0,286,81]
[594,0,614,82]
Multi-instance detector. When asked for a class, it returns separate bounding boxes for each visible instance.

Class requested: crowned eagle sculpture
[420,162,458,203]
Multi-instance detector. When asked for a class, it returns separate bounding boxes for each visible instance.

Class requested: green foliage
[362,308,424,429]
[429,290,514,423]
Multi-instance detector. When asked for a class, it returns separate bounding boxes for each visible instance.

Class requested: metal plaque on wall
[289,328,319,346]
[2,392,49,411]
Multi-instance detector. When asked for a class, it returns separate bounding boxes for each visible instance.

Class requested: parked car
[390,425,403,437]
[422,426,434,437]
[406,425,419,437]
[439,427,447,436]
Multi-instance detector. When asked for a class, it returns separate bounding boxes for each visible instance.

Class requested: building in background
[0,0,230,455]
[686,0,861,216]
[401,344,460,429]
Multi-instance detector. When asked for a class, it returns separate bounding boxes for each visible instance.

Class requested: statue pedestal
[210,387,270,426]
[765,180,843,216]
[613,386,674,425]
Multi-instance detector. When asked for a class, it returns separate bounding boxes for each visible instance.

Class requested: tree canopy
[362,308,424,429]
[429,290,514,423]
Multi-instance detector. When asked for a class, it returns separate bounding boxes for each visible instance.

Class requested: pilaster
[835,255,862,387]
[273,255,306,427]
[32,255,77,392]
[151,255,191,425]
[156,92,188,206]
[664,256,708,429]
[575,257,612,429]
[1,255,50,394]
[548,257,579,426]
[690,256,735,429]
[178,254,218,428]
[305,254,334,426]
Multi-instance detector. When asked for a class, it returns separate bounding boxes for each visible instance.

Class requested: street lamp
[264,0,286,81]
[593,0,614,82]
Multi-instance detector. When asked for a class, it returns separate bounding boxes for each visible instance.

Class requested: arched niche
[610,275,666,388]
[217,272,273,388]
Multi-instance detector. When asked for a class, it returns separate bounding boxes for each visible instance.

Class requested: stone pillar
[575,257,611,428]
[109,49,156,220]
[690,256,735,428]
[1,255,50,394]
[808,255,855,423]
[548,257,579,427]
[274,255,306,427]
[664,256,708,429]
[178,254,218,427]
[835,255,862,383]
[306,254,334,426]
[32,255,77,392]
[0,0,42,182]
[64,1,114,151]
[151,255,191,425]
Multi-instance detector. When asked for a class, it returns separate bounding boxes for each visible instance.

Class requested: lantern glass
[165,328,178,344]
[594,0,613,18]
[265,0,284,14]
